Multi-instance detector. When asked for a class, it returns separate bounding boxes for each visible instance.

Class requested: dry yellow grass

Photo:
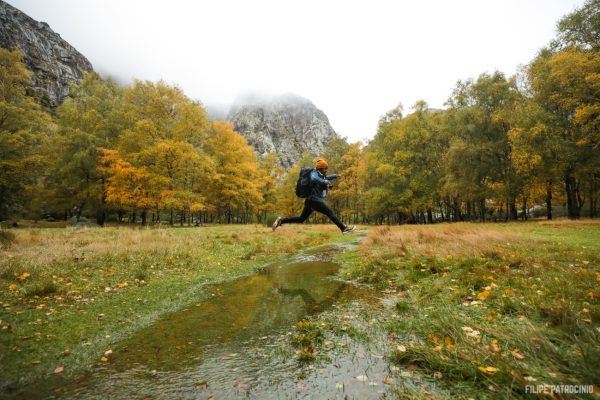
[361,222,523,259]
[1,224,335,269]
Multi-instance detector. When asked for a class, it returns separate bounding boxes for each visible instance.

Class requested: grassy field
[337,220,600,398]
[0,223,345,387]
[1,221,598,398]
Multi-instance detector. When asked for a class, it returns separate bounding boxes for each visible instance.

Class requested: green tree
[443,72,522,221]
[51,72,124,224]
[528,47,600,218]
[0,49,54,220]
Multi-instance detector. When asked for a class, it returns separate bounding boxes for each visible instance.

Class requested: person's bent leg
[280,200,313,224]
[310,200,346,231]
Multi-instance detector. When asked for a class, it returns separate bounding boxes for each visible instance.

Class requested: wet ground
[10,239,400,399]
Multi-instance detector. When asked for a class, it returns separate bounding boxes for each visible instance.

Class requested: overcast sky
[9,0,585,142]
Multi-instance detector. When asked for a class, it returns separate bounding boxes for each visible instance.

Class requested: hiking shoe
[342,225,356,234]
[272,216,283,231]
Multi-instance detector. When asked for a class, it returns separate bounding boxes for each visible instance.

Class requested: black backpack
[295,167,313,198]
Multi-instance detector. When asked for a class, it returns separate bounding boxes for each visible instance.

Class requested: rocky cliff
[0,0,93,107]
[228,93,339,167]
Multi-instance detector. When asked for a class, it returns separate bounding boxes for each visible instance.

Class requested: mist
[7,0,586,142]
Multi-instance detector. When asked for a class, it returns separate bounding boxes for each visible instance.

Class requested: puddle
[10,241,396,399]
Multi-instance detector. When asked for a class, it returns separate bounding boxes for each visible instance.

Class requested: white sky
[8,0,585,142]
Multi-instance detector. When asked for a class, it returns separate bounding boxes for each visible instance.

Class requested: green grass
[337,220,600,399]
[0,223,345,387]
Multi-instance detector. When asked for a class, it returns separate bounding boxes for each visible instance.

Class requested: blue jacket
[309,169,337,202]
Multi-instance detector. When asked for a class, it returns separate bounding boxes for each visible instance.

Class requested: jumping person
[272,158,356,234]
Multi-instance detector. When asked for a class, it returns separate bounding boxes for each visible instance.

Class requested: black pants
[281,199,346,231]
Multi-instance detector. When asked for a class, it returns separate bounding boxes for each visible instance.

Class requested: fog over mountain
[227,93,339,167]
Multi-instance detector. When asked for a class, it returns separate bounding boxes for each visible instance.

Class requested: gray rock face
[0,0,93,107]
[228,93,339,167]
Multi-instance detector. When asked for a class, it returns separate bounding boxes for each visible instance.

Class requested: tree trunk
[76,201,86,221]
[478,198,486,222]
[508,197,517,221]
[546,180,553,220]
[141,210,147,226]
[96,178,106,226]
[589,175,596,219]
[565,172,583,219]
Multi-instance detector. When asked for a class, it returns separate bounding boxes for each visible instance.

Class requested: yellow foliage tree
[204,121,263,223]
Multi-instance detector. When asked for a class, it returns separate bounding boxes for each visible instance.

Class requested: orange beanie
[315,158,328,169]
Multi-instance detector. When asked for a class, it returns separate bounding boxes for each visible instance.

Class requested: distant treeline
[0,1,598,225]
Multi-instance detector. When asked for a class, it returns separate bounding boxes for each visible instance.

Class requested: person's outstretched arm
[326,173,337,180]
[310,170,328,187]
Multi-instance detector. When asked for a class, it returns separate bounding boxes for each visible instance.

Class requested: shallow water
[12,242,395,399]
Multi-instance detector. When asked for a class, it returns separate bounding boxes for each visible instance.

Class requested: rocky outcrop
[228,93,339,167]
[0,0,93,107]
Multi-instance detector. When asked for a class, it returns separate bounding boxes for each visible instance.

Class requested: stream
[14,239,397,399]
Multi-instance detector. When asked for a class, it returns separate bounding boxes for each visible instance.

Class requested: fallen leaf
[355,375,368,382]
[511,349,525,360]
[17,272,30,282]
[371,353,384,359]
[524,376,537,382]
[433,371,443,379]
[8,284,17,291]
[100,356,108,362]
[53,366,64,374]
[478,366,499,374]
[383,377,393,384]
[491,339,500,352]
[461,327,481,338]
[444,337,454,350]
[31,360,41,365]
[396,345,406,352]
[477,289,490,300]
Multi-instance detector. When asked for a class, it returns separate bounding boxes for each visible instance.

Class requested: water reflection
[13,251,381,399]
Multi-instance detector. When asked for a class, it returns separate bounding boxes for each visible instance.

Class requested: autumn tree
[203,121,263,223]
[443,72,522,221]
[257,152,283,223]
[0,49,54,221]
[97,149,154,221]
[137,140,213,224]
[118,80,210,154]
[334,142,365,223]
[508,97,562,219]
[526,0,600,218]
[101,80,214,224]
[49,72,124,224]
